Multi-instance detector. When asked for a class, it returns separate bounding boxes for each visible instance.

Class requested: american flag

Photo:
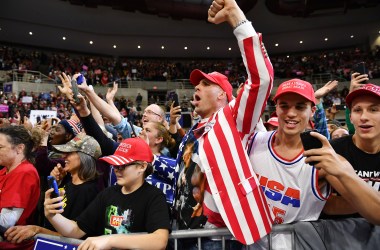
[110,155,178,206]
[198,106,274,245]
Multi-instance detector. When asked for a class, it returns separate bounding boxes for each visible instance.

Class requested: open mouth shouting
[191,94,201,106]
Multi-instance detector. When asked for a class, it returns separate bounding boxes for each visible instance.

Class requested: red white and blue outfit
[175,21,274,245]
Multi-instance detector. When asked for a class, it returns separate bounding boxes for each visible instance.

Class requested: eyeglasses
[144,109,161,117]
[113,162,143,171]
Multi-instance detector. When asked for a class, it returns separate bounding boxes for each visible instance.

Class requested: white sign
[29,110,57,126]
[22,96,33,103]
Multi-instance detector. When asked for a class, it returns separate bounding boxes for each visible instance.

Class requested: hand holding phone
[47,176,62,210]
[71,78,80,103]
[300,130,323,166]
[51,117,59,125]
[0,224,7,238]
[173,99,180,108]
[353,62,369,84]
[353,62,368,75]
[36,116,41,125]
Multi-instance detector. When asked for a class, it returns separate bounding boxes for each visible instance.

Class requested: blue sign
[34,237,79,250]
[3,84,12,93]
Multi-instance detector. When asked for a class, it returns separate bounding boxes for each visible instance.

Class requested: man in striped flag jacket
[173,0,274,248]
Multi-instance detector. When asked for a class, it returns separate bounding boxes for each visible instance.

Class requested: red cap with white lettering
[345,83,380,108]
[100,138,153,165]
[273,79,316,105]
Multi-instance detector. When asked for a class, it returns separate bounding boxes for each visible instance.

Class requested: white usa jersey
[247,131,331,224]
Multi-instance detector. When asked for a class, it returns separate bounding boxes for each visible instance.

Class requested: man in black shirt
[304,83,380,225]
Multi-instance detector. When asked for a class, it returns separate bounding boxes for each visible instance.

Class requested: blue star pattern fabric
[109,155,178,206]
[146,155,178,205]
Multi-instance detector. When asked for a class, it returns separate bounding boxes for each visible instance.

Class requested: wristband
[234,19,248,30]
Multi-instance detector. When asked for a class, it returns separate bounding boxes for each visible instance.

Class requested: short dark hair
[0,126,37,163]
[327,119,342,127]
[144,163,153,178]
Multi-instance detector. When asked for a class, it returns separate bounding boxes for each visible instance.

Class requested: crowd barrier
[33,218,380,250]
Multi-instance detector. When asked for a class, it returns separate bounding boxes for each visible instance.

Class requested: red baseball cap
[100,138,153,166]
[264,117,279,127]
[345,83,380,108]
[273,79,316,105]
[190,69,233,102]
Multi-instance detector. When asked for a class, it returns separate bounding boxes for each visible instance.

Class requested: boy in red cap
[247,77,380,244]
[247,78,334,232]
[44,137,171,250]
[246,79,380,247]
[314,83,380,224]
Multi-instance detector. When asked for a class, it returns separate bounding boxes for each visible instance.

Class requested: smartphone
[51,118,58,125]
[71,78,80,103]
[47,176,62,210]
[173,99,180,107]
[0,224,7,237]
[77,74,84,85]
[300,130,323,166]
[353,62,369,83]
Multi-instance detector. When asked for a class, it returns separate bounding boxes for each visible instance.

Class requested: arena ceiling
[0,0,379,58]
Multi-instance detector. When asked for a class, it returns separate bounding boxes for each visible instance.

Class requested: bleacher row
[1,43,380,87]
[2,69,380,130]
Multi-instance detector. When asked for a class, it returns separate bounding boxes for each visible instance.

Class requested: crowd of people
[1,34,380,87]
[0,0,379,249]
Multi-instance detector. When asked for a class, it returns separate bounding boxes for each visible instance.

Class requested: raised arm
[74,77,122,126]
[71,95,118,156]
[105,82,124,117]
[208,0,273,139]
[33,122,65,176]
[76,78,138,138]
[87,85,106,129]
[313,80,339,139]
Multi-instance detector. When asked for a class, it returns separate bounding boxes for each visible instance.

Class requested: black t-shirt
[331,135,380,190]
[76,182,171,237]
[63,180,99,219]
[45,179,98,231]
[321,135,380,219]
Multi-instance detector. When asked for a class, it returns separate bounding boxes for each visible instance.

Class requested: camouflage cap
[53,133,102,159]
